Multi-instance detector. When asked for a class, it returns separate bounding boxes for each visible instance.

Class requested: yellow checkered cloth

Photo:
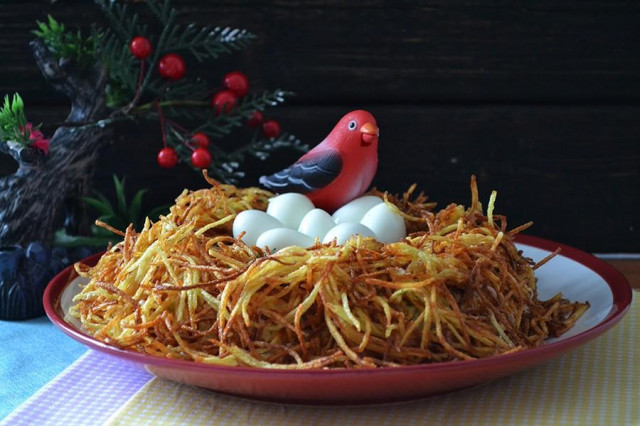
[105,295,639,426]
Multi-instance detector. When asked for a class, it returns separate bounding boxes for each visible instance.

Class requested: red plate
[43,235,632,405]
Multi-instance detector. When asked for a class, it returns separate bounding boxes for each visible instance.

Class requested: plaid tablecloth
[0,316,86,419]
[3,295,638,425]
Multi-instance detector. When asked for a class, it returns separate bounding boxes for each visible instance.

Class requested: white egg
[298,209,336,240]
[266,193,315,229]
[360,203,406,243]
[256,228,315,251]
[233,210,284,246]
[322,223,377,245]
[332,196,383,224]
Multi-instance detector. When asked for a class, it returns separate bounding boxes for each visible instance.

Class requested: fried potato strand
[69,176,589,368]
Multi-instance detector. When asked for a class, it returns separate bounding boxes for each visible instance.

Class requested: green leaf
[11,93,23,114]
[94,191,113,208]
[54,229,114,248]
[33,14,99,69]
[147,205,170,221]
[112,174,128,218]
[57,173,172,247]
[95,213,117,225]
[128,189,147,228]
[81,195,115,217]
[0,93,29,143]
[91,223,116,238]
[49,14,62,31]
[94,213,127,234]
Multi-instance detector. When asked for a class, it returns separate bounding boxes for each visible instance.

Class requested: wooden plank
[1,1,639,104]
[2,1,639,253]
[20,103,640,254]
[605,260,640,289]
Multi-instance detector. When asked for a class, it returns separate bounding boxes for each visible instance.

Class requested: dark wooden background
[1,1,639,253]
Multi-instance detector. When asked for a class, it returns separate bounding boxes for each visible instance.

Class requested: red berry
[262,120,281,138]
[129,36,151,59]
[211,90,237,114]
[158,54,186,80]
[191,132,210,149]
[191,148,212,169]
[247,111,264,128]
[223,71,249,97]
[157,147,178,169]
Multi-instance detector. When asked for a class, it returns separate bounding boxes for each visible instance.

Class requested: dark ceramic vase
[0,243,57,320]
[0,245,46,320]
[0,243,98,320]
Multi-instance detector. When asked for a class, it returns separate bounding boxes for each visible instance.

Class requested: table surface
[1,258,638,421]
[606,260,640,289]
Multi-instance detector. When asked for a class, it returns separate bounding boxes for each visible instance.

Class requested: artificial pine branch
[102,31,139,104]
[23,0,308,185]
[131,12,177,110]
[94,1,143,43]
[145,90,291,137]
[97,0,259,108]
[164,25,256,62]
[244,134,309,161]
[157,77,210,101]
[189,90,293,137]
[204,132,308,184]
[130,90,292,137]
[232,132,308,162]
[145,0,173,26]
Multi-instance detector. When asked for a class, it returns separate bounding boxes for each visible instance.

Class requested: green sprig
[0,94,30,143]
[33,15,100,69]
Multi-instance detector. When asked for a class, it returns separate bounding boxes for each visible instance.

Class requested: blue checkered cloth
[0,316,86,419]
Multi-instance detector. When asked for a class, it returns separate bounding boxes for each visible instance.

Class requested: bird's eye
[348,120,357,131]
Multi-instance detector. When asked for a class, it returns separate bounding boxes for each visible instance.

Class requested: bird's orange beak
[360,122,379,146]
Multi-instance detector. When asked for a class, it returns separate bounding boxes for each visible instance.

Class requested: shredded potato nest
[69,174,589,369]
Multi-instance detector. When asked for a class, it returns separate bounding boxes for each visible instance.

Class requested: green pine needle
[94,1,145,43]
[200,132,309,185]
[163,24,256,62]
[146,0,173,26]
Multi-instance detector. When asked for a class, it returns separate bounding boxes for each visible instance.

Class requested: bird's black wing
[259,150,343,193]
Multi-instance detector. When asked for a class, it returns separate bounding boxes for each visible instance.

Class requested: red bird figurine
[259,110,379,212]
